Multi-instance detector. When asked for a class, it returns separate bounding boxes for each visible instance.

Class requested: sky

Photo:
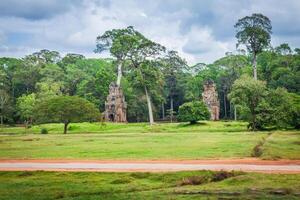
[0,0,300,64]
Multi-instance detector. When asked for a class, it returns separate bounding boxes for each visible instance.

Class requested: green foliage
[177,101,210,124]
[228,75,267,130]
[275,43,292,55]
[0,21,299,124]
[0,89,14,125]
[16,93,36,124]
[234,13,272,55]
[256,88,295,129]
[34,96,99,134]
[229,76,299,130]
[40,128,48,134]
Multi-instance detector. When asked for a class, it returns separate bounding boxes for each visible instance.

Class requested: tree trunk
[63,122,69,134]
[234,105,237,121]
[144,86,154,125]
[170,96,174,123]
[0,115,3,126]
[253,53,257,80]
[162,102,165,120]
[116,62,122,86]
[229,102,232,119]
[223,92,227,119]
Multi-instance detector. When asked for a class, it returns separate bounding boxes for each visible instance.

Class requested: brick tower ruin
[104,82,127,122]
[202,80,220,120]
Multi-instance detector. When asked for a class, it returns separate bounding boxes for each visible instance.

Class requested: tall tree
[228,75,267,130]
[96,26,165,124]
[126,33,165,125]
[161,51,188,121]
[95,27,135,86]
[234,13,272,80]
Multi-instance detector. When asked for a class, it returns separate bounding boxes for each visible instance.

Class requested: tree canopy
[34,96,99,134]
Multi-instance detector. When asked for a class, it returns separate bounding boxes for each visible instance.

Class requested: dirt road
[0,159,300,173]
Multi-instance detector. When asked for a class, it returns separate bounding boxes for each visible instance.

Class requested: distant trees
[161,51,188,121]
[235,13,272,80]
[16,93,36,127]
[177,101,210,124]
[0,21,299,127]
[229,75,299,130]
[0,89,13,125]
[34,96,99,134]
[228,75,267,130]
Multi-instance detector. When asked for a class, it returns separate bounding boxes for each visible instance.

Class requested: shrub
[177,176,207,186]
[211,171,235,182]
[40,128,48,134]
[68,125,79,131]
[177,101,210,124]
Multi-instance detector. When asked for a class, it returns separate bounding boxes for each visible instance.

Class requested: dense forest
[0,44,299,123]
[0,13,299,128]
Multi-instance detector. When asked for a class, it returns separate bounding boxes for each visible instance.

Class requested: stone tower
[202,80,220,120]
[104,82,127,122]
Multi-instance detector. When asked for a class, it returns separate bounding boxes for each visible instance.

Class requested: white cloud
[0,0,299,64]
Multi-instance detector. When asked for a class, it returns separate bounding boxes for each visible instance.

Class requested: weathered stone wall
[202,80,220,121]
[105,82,127,122]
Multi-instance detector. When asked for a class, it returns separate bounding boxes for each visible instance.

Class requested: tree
[177,101,210,124]
[228,75,267,130]
[95,27,135,86]
[256,88,295,129]
[161,51,188,122]
[0,89,13,125]
[234,13,272,80]
[97,26,165,125]
[275,43,292,55]
[16,93,36,127]
[34,96,99,134]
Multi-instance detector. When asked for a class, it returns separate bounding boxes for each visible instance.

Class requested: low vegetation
[0,122,299,160]
[0,171,299,200]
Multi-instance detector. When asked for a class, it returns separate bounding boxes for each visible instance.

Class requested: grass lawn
[0,171,300,200]
[0,121,299,160]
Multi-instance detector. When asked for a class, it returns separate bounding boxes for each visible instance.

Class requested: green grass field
[1,121,300,199]
[0,171,300,200]
[0,121,299,160]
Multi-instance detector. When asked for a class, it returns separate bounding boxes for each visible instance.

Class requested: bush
[40,128,48,134]
[177,176,207,186]
[177,101,210,124]
[211,171,236,182]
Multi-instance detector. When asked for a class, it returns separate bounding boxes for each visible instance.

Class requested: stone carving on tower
[104,82,127,122]
[202,79,220,121]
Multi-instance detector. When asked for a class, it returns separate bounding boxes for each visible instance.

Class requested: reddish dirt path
[0,158,300,173]
[1,158,300,164]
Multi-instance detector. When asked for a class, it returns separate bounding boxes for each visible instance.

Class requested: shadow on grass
[177,122,208,128]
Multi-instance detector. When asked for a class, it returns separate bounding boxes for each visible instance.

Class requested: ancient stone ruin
[104,82,127,122]
[202,80,220,121]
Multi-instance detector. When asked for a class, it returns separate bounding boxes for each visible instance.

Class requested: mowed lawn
[0,171,300,200]
[0,121,299,160]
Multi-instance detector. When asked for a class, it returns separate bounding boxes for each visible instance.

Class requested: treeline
[0,13,300,128]
[0,45,299,125]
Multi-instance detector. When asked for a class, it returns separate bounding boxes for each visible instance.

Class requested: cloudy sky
[0,0,300,64]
